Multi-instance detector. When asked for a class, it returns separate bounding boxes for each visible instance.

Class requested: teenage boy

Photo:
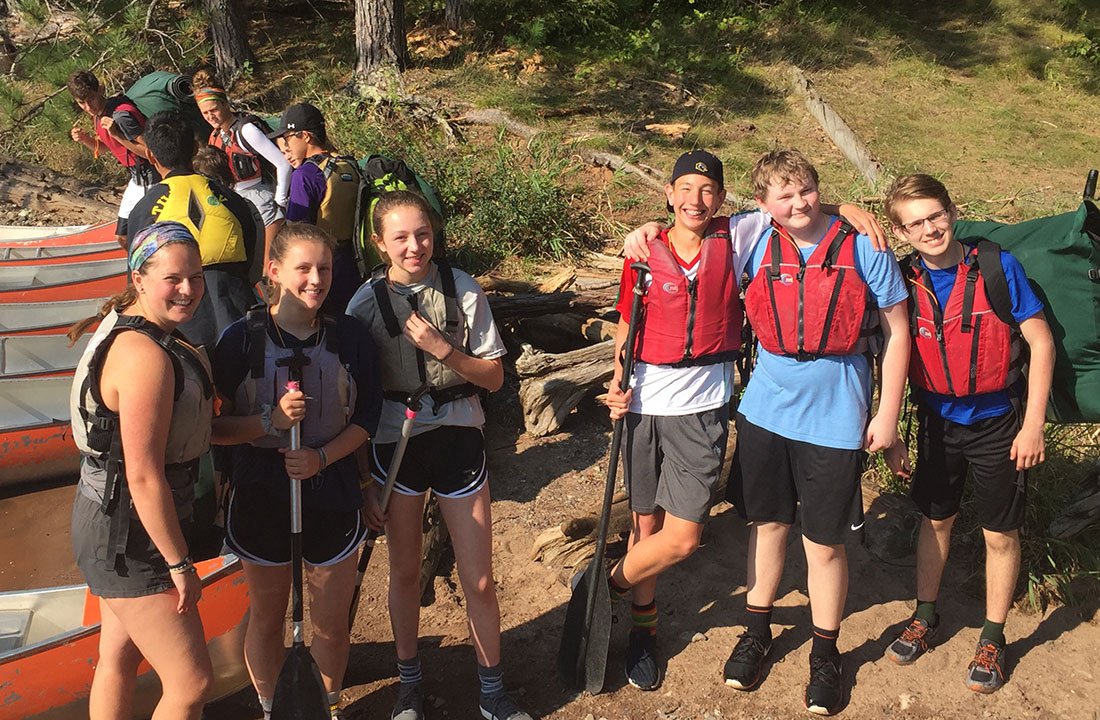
[882,174,1054,694]
[67,70,160,247]
[127,110,260,348]
[605,150,740,692]
[722,149,910,716]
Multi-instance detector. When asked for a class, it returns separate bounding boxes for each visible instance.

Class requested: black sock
[811,626,840,658]
[746,603,773,640]
[980,619,1006,646]
[915,599,938,625]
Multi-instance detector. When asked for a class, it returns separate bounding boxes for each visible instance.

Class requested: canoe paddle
[271,374,330,720]
[348,382,433,630]
[557,261,650,695]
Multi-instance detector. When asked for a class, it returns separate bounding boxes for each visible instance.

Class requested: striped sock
[609,568,631,601]
[397,656,423,685]
[478,663,505,699]
[327,691,340,718]
[746,603,773,640]
[631,600,658,635]
[811,626,840,658]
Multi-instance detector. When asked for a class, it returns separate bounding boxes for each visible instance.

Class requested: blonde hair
[269,222,336,265]
[751,149,820,200]
[883,174,954,226]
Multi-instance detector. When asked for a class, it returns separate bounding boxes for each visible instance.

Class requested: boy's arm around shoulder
[1012,313,1055,470]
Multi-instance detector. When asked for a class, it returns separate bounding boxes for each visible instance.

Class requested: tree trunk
[204,0,255,84]
[0,0,14,75]
[354,0,407,92]
[444,0,464,30]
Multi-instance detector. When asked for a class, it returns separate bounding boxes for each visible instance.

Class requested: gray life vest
[70,310,213,565]
[369,260,478,407]
[233,306,356,449]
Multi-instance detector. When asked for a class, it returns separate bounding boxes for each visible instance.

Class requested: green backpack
[125,71,207,139]
[953,198,1100,423]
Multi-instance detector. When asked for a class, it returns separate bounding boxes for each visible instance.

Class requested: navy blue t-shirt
[914,244,1044,425]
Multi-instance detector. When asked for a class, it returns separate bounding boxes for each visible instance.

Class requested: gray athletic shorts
[622,404,730,523]
[237,182,285,227]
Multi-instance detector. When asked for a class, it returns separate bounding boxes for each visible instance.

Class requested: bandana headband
[194,86,228,106]
[129,221,199,271]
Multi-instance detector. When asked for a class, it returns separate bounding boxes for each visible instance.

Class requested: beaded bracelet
[167,555,195,575]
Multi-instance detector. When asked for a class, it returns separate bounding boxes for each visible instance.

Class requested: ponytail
[66,288,138,345]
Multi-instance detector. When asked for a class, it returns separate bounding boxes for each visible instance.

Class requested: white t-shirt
[628,210,769,416]
[346,265,507,443]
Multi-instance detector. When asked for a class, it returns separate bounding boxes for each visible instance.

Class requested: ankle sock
[915,599,938,625]
[327,691,340,717]
[478,663,505,700]
[631,600,658,635]
[397,656,423,685]
[746,603,773,640]
[980,619,1006,646]
[811,626,840,658]
[259,695,272,720]
[610,573,631,601]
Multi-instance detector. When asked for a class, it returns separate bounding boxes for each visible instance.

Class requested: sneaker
[965,639,1007,694]
[391,683,425,720]
[479,691,534,720]
[723,631,772,690]
[885,616,937,665]
[804,654,843,716]
[626,628,662,691]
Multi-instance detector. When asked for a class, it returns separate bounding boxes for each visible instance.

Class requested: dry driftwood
[789,67,884,187]
[0,160,115,217]
[419,494,451,601]
[477,274,539,293]
[531,492,632,582]
[582,318,617,343]
[486,286,618,322]
[517,340,615,436]
[538,268,577,293]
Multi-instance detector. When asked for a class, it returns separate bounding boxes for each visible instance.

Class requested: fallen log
[517,341,615,436]
[419,494,452,603]
[486,286,618,321]
[532,492,632,583]
[477,274,539,293]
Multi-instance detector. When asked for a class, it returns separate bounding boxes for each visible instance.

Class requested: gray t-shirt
[346,265,506,443]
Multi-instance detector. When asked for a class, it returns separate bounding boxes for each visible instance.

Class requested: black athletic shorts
[911,407,1027,531]
[370,425,488,499]
[727,414,866,546]
[225,482,366,566]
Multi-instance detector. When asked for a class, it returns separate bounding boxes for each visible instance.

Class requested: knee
[984,529,1020,555]
[805,542,845,564]
[927,516,956,534]
[666,534,700,563]
[248,601,288,635]
[461,571,497,604]
[389,562,421,593]
[99,637,144,674]
[164,663,213,708]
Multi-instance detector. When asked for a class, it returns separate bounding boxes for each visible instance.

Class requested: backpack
[305,154,366,247]
[228,113,278,186]
[356,154,448,277]
[952,200,1100,423]
[125,71,207,140]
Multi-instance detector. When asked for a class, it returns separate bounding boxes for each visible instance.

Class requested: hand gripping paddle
[557,262,650,695]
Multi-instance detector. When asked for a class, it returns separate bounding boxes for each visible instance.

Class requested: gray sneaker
[479,692,534,720]
[392,683,425,720]
[965,639,1007,694]
[885,616,937,665]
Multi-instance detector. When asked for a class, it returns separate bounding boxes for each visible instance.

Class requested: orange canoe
[0,222,115,248]
[0,242,124,266]
[0,375,80,486]
[0,258,126,304]
[0,554,251,719]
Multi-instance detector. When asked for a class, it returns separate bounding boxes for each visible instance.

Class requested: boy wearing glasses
[882,174,1054,694]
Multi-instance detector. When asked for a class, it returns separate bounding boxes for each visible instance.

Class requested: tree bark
[204,0,255,84]
[444,0,464,30]
[354,0,407,92]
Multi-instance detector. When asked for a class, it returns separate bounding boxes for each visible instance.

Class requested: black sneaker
[723,631,772,690]
[885,616,937,665]
[804,653,843,716]
[391,683,424,720]
[625,628,662,691]
[965,639,1007,694]
[479,691,534,720]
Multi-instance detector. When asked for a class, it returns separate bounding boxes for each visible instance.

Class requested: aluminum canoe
[0,335,87,378]
[0,554,251,719]
[0,222,114,248]
[0,374,78,485]
[0,224,91,242]
[0,298,108,336]
[0,241,123,265]
[0,258,126,304]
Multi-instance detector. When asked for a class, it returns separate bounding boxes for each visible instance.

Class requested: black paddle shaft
[580,263,650,654]
[1085,169,1098,201]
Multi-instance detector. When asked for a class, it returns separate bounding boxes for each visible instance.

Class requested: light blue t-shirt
[738,218,908,450]
[913,245,1044,425]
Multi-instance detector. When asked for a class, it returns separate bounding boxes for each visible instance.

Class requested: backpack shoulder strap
[370,268,403,338]
[245,304,269,379]
[320,313,340,354]
[975,239,1018,328]
[433,258,462,340]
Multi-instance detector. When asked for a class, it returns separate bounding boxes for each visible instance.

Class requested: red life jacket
[744,218,873,360]
[904,241,1022,396]
[209,115,269,184]
[97,96,146,169]
[634,217,742,367]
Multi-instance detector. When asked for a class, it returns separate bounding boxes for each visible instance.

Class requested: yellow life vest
[151,174,248,265]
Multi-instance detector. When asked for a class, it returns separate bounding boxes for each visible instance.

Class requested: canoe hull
[0,223,114,248]
[0,376,79,486]
[0,555,251,719]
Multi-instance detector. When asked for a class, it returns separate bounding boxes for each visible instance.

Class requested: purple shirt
[285,159,327,223]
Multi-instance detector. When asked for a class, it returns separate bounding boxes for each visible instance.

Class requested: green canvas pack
[125,71,207,139]
[953,201,1100,423]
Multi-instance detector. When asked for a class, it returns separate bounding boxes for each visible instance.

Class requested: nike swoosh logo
[850,522,864,531]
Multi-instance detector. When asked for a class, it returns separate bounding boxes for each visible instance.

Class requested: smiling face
[268,238,332,311]
[665,174,725,235]
[890,197,959,265]
[199,99,233,131]
[373,203,435,285]
[132,243,205,329]
[758,174,822,234]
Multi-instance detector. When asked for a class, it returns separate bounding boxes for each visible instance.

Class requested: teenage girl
[69,222,213,719]
[210,223,382,720]
[192,69,292,268]
[345,191,532,720]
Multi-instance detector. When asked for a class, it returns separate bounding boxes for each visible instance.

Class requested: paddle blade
[270,645,330,720]
[582,565,612,695]
[557,566,590,688]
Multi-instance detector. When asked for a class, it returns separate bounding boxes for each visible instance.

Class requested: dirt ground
[1,203,1097,720]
